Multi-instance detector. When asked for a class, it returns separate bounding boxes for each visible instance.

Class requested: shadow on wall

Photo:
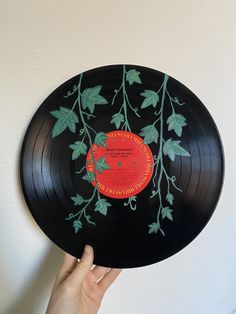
[4,244,63,314]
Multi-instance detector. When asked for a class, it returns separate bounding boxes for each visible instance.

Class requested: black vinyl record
[20,64,224,268]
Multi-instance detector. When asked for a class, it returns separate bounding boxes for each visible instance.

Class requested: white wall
[0,1,236,313]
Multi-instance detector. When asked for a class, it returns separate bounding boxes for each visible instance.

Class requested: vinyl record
[20,64,224,268]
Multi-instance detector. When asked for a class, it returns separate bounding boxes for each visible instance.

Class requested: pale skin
[46,245,122,314]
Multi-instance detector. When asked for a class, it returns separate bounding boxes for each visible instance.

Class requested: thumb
[66,245,94,289]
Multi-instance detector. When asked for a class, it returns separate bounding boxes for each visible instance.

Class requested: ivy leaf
[163,138,191,161]
[50,106,79,137]
[94,132,107,147]
[167,113,187,137]
[148,222,159,234]
[110,113,125,129]
[126,69,142,85]
[140,90,159,109]
[96,157,110,173]
[161,207,173,221]
[67,118,77,133]
[73,219,83,233]
[71,194,85,206]
[94,198,111,216]
[81,85,108,113]
[50,110,62,119]
[69,141,87,160]
[82,171,95,182]
[139,125,159,144]
[166,193,174,205]
[148,222,165,236]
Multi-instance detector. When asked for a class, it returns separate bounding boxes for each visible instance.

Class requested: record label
[85,130,154,199]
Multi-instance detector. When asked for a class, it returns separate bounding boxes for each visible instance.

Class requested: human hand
[46,245,122,314]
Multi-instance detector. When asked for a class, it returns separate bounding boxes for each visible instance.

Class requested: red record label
[86,130,154,199]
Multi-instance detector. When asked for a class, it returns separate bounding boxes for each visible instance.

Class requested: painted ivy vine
[50,73,113,233]
[138,74,190,235]
[50,66,142,233]
[50,66,191,236]
[109,65,142,210]
[110,65,141,131]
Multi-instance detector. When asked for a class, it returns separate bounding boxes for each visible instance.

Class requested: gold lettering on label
[124,187,135,194]
[133,136,145,148]
[97,181,105,190]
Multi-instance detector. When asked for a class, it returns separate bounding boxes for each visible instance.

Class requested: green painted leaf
[50,106,79,137]
[71,194,85,206]
[60,107,79,122]
[94,132,107,147]
[96,157,110,173]
[50,110,62,119]
[126,69,142,85]
[73,219,83,233]
[140,90,159,109]
[148,222,159,234]
[51,119,68,137]
[166,193,174,205]
[69,141,87,160]
[110,113,125,129]
[167,113,187,137]
[81,85,108,113]
[67,118,77,133]
[139,125,159,144]
[161,207,173,221]
[94,198,111,216]
[163,138,191,161]
[82,171,95,182]
[130,196,137,201]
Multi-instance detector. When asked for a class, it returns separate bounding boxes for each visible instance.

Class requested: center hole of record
[85,130,154,199]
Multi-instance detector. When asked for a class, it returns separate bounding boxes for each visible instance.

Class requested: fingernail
[84,244,92,255]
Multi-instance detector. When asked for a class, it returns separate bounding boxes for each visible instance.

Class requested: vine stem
[124,197,137,210]
[115,65,140,129]
[86,123,97,135]
[81,132,86,142]
[63,84,80,98]
[81,110,96,119]
[166,90,176,113]
[166,90,185,107]
[122,65,131,131]
[76,157,93,174]
[125,93,141,117]
[76,165,86,174]
[151,155,160,188]
[77,74,101,201]
[150,75,183,206]
[163,166,170,195]
[172,180,182,192]
[66,187,97,222]
[162,167,183,193]
[152,116,161,126]
[111,83,123,105]
[70,98,78,113]
[157,81,164,94]
[152,107,162,126]
[155,74,169,234]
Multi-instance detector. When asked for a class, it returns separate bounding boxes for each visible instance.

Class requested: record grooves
[20,64,224,268]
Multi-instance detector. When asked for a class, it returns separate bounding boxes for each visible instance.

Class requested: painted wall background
[0,1,236,313]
